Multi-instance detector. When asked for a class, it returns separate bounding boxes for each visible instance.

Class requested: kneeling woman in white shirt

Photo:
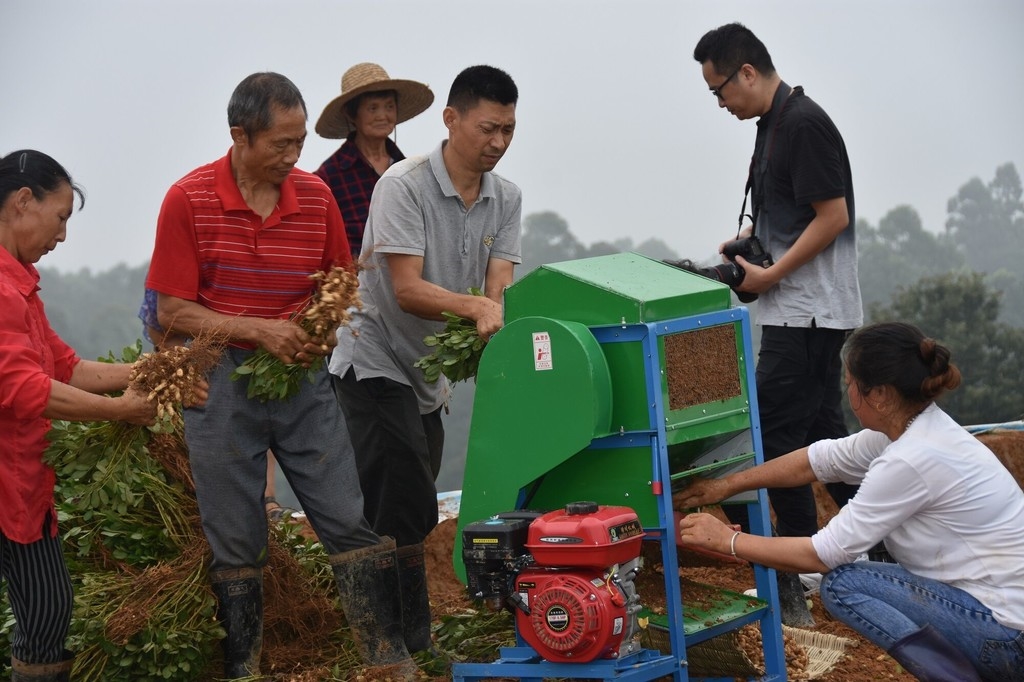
[676,321,1024,682]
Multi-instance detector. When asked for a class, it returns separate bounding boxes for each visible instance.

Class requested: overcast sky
[3,0,1021,274]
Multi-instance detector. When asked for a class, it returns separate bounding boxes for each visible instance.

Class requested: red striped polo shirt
[147,150,351,324]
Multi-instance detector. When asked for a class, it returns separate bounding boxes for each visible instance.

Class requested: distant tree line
[37,162,1024,491]
[40,263,149,361]
[517,210,683,276]
[850,162,1024,426]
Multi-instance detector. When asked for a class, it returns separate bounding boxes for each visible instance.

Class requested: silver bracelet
[730,531,741,557]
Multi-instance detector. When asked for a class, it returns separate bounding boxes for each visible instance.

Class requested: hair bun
[919,337,960,396]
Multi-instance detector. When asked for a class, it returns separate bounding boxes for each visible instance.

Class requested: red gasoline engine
[462,501,646,663]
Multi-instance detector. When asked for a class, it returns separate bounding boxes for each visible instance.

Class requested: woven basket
[641,623,761,678]
[783,625,858,680]
[640,622,857,680]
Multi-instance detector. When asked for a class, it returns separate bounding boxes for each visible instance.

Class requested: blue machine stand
[453,303,787,681]
[452,646,680,681]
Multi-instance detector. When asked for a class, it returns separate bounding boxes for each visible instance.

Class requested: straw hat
[315,63,434,139]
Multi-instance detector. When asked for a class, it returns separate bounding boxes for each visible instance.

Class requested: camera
[664,236,773,303]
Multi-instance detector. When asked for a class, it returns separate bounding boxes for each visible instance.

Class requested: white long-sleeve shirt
[809,403,1024,630]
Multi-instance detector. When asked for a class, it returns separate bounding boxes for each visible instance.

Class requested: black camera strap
[737,83,797,239]
[738,176,755,239]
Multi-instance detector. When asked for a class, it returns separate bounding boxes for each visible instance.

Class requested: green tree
[520,211,681,277]
[857,207,965,311]
[946,162,1024,274]
[869,271,1024,425]
[584,240,620,258]
[39,262,149,360]
[944,162,1024,327]
[987,270,1024,328]
[519,211,585,277]
[634,237,680,261]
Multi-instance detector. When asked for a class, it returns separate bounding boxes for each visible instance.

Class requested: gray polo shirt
[329,141,523,413]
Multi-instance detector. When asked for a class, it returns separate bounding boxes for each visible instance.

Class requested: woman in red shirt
[0,150,157,681]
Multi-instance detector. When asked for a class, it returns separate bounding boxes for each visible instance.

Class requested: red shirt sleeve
[0,288,61,420]
[145,185,201,300]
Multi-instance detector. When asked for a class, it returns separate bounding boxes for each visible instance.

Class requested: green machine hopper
[453,253,786,681]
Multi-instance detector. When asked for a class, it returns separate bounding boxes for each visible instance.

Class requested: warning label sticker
[533,332,553,371]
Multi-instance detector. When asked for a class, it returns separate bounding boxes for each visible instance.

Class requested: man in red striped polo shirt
[146,72,418,679]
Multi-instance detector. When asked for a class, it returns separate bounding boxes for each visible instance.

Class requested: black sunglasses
[711,66,743,100]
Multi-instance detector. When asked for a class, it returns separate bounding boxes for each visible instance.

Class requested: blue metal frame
[452,647,680,681]
[452,307,787,682]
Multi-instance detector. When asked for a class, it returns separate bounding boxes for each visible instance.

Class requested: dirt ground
[424,516,914,682]
[257,429,1020,679]
[421,428,1024,681]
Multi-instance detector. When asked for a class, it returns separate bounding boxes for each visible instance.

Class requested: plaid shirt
[314,135,405,259]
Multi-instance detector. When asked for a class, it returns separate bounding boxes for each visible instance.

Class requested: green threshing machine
[452,253,787,681]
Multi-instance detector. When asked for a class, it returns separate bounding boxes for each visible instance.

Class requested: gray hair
[227,72,307,140]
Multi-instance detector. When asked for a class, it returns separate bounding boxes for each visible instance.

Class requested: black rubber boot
[777,570,815,628]
[10,652,73,681]
[330,537,419,678]
[209,568,264,679]
[396,543,434,653]
[888,624,981,681]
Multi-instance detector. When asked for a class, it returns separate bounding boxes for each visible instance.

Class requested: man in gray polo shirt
[329,64,521,654]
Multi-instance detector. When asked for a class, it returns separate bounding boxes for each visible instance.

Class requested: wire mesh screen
[664,324,741,411]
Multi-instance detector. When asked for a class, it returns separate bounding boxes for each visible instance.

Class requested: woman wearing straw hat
[314,63,433,260]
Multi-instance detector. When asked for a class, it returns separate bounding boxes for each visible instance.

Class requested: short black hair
[447,65,518,113]
[227,72,307,140]
[0,149,85,210]
[693,22,776,77]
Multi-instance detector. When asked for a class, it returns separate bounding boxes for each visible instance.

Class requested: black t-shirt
[751,83,854,247]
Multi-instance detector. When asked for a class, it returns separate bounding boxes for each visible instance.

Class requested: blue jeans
[821,562,1024,680]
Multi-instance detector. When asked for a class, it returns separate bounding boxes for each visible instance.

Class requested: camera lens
[663,257,758,302]
[705,263,745,288]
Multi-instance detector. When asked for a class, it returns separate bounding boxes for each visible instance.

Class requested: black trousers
[0,512,74,664]
[733,325,854,537]
[333,369,444,547]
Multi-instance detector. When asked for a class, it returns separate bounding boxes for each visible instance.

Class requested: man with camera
[691,23,862,625]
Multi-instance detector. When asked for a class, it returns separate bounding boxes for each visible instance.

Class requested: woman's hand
[679,512,736,557]
[681,511,830,574]
[673,476,733,510]
[118,387,158,426]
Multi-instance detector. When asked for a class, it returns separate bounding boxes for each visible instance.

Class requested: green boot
[209,567,263,679]
[330,537,419,678]
[888,624,981,682]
